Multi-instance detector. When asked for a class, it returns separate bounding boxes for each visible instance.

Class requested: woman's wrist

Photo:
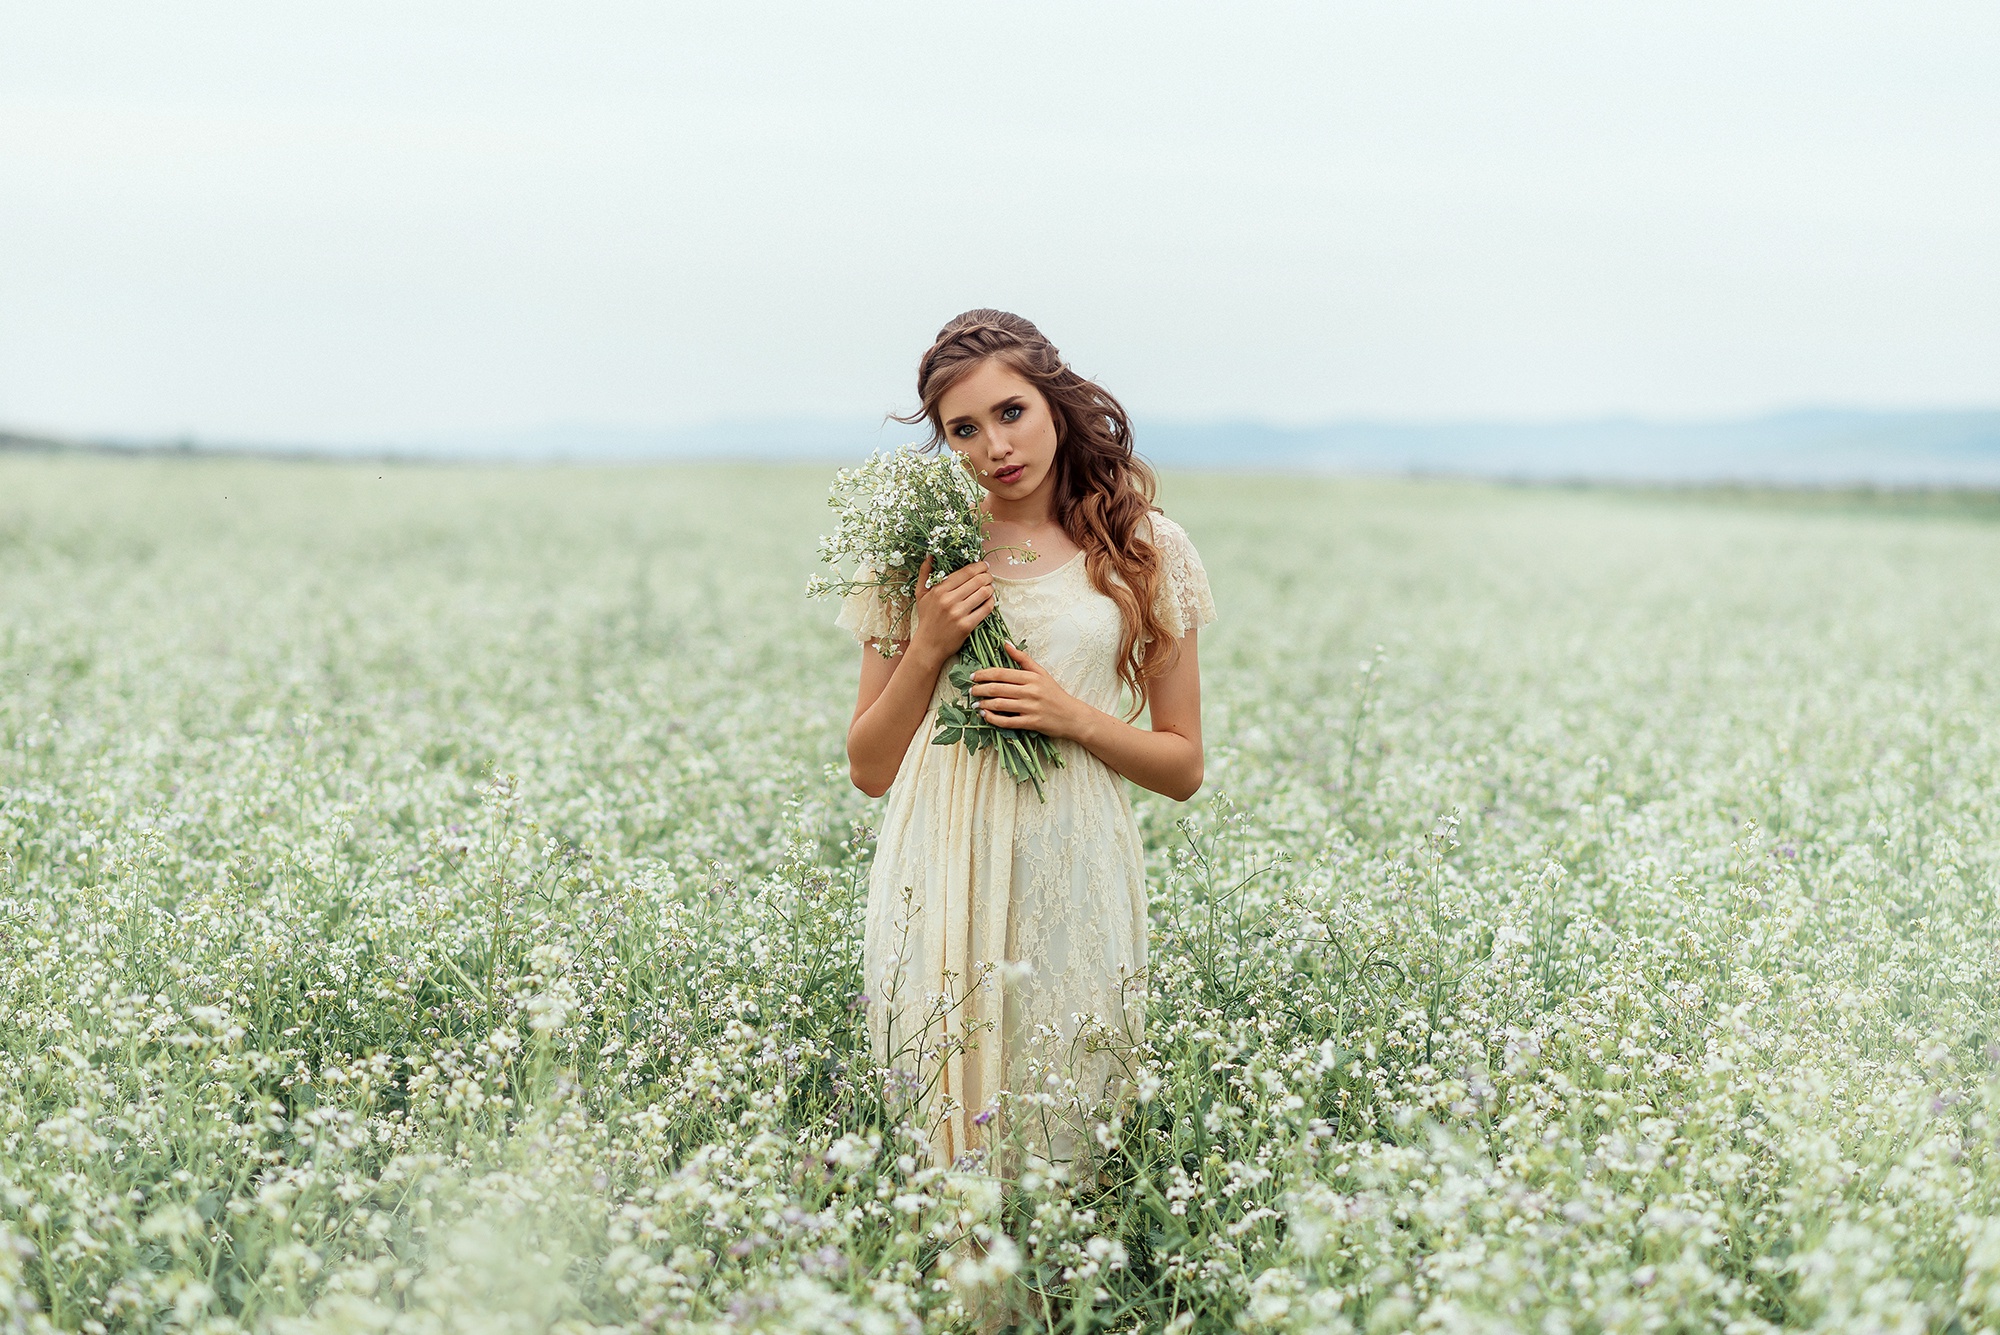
[899,638,948,679]
[1062,699,1110,748]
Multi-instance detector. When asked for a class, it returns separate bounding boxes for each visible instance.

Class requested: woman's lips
[994,465,1025,483]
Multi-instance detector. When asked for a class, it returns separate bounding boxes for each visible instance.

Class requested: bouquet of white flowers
[808,446,1063,800]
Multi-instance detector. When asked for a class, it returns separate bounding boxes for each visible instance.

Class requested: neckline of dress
[989,549,1083,584]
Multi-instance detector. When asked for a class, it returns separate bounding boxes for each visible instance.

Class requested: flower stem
[955,609,1061,800]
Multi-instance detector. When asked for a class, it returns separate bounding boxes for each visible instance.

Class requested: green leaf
[931,727,963,746]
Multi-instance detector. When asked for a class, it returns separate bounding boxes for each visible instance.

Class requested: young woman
[838,310,1215,1169]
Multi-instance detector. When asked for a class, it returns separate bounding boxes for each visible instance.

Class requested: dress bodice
[982,553,1127,716]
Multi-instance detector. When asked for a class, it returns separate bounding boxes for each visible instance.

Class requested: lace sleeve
[833,567,914,645]
[1146,512,1217,640]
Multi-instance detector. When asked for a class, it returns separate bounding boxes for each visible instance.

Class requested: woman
[839,310,1215,1169]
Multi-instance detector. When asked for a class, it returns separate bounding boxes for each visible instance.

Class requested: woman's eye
[954,424,976,438]
[1002,406,1022,422]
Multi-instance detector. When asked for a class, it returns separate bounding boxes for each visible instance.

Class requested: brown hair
[895,309,1174,713]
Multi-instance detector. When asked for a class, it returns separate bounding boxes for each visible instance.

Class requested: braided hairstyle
[895,309,1175,714]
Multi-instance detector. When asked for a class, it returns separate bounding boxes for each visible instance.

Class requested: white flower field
[3,454,1998,1334]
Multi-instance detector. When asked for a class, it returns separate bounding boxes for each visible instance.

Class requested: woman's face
[938,358,1059,503]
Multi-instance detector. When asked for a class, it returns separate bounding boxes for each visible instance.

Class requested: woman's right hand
[907,554,994,666]
[846,554,994,797]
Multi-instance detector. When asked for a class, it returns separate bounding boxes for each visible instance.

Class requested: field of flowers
[3,453,1999,1334]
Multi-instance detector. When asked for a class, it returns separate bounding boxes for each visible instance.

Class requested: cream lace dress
[836,513,1216,1168]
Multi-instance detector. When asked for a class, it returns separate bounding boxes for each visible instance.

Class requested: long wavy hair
[896,309,1174,713]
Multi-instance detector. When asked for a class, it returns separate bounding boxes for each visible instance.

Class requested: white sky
[2,2,1997,442]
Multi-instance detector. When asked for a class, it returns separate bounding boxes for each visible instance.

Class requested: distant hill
[1136,410,2000,485]
[9,410,2000,485]
[0,429,75,453]
[409,420,892,463]
[415,410,2000,484]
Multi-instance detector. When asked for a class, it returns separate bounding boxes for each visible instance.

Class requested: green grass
[2,453,1998,1334]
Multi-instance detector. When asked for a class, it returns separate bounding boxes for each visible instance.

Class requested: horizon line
[8,401,2000,457]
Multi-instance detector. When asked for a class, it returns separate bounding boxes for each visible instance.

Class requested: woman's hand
[970,642,1088,740]
[907,554,995,667]
[847,554,994,798]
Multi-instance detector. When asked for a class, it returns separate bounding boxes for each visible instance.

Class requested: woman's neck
[984,475,1060,529]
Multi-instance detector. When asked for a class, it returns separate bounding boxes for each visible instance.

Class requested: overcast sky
[2,2,1997,444]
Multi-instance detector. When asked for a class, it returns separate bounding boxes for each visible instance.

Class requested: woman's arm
[846,556,996,798]
[969,632,1204,802]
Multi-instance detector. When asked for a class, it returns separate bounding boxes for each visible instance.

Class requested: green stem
[946,604,1063,798]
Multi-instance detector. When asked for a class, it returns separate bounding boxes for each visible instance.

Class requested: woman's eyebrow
[944,396,1024,427]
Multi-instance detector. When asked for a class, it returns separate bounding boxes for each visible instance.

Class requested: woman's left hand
[970,643,1088,740]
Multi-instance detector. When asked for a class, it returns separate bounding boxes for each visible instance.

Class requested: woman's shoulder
[1141,509,1202,563]
[1140,508,1216,634]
